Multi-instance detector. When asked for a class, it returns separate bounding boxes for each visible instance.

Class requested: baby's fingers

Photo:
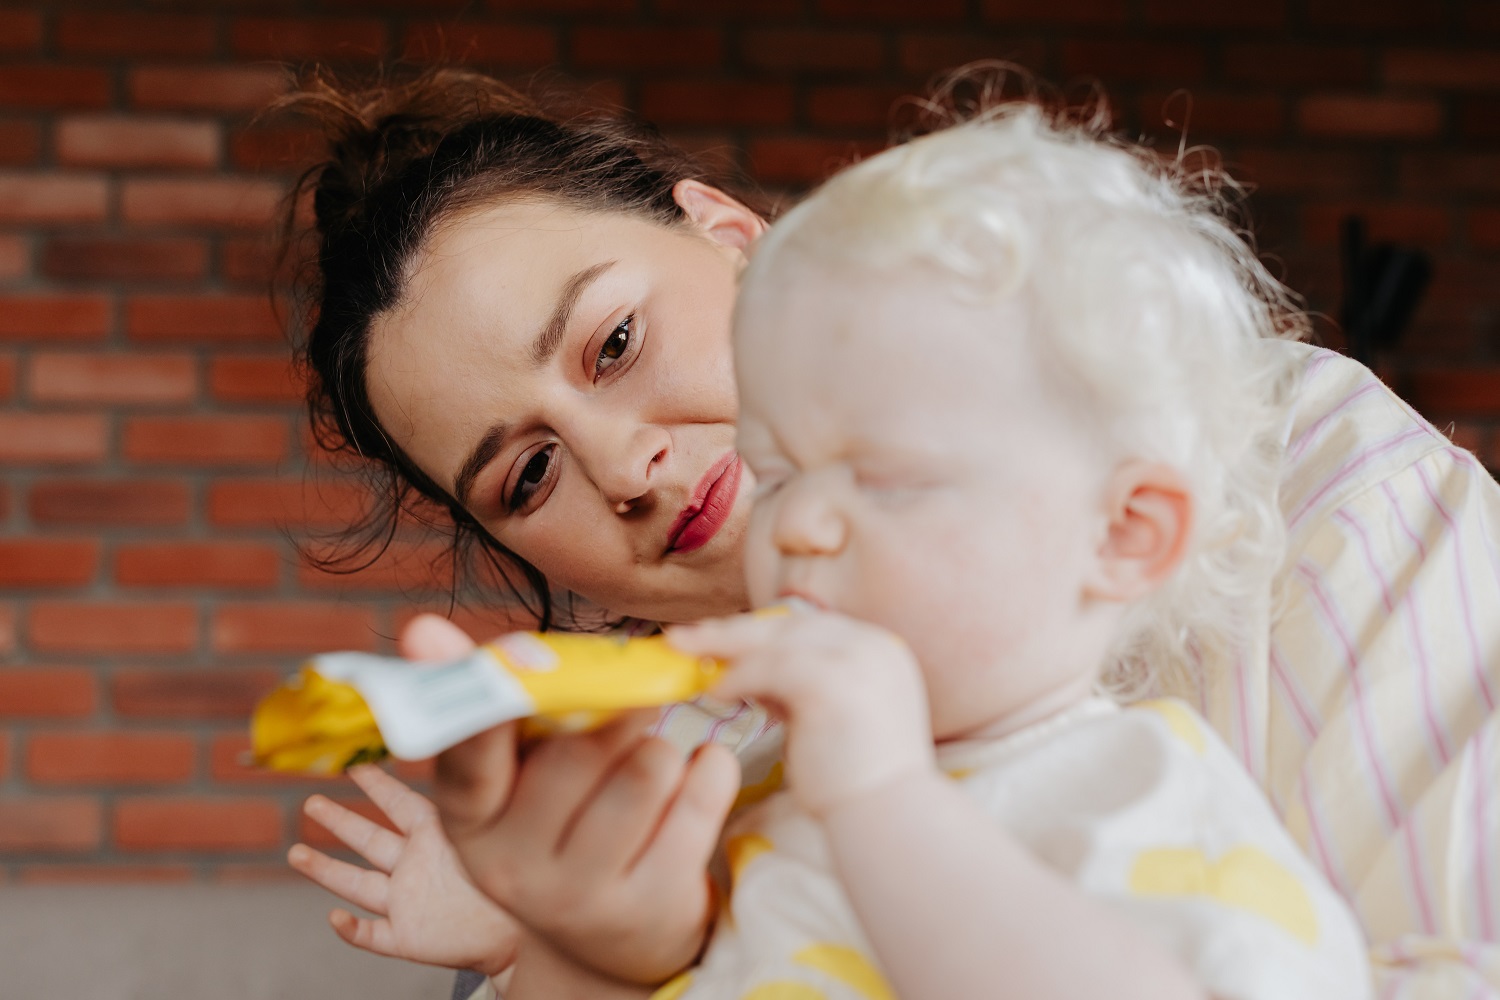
[329,908,403,960]
[347,763,435,834]
[302,793,403,872]
[288,843,391,915]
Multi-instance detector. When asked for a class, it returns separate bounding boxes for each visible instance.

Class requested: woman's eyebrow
[452,260,619,509]
[530,259,617,366]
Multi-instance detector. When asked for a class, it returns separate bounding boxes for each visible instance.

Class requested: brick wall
[2,1,1498,879]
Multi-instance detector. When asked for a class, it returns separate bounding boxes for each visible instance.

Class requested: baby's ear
[1085,461,1193,603]
[673,179,765,250]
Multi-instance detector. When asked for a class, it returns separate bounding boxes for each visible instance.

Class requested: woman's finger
[302,792,404,872]
[346,763,435,834]
[561,736,686,874]
[287,843,391,915]
[433,721,519,842]
[398,613,476,663]
[628,742,740,881]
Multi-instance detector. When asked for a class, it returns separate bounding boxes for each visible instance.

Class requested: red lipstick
[667,452,742,555]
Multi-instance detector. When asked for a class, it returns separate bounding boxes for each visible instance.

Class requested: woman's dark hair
[275,66,767,630]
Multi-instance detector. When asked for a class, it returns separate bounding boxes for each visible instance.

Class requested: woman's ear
[1085,461,1194,604]
[673,179,765,250]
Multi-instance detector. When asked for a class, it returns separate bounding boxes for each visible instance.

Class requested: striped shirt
[1171,343,1500,997]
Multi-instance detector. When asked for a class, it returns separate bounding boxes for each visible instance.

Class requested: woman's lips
[667,452,743,555]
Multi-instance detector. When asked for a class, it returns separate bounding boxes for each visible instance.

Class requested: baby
[654,103,1371,999]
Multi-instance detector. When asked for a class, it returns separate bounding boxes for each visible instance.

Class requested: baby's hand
[434,710,740,987]
[289,764,518,976]
[668,610,935,818]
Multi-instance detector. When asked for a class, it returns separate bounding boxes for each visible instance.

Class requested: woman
[279,68,1500,999]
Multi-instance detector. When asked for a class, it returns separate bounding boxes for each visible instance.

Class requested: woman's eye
[507,445,556,512]
[594,315,634,378]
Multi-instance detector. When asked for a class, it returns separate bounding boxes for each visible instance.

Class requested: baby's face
[733,263,1116,739]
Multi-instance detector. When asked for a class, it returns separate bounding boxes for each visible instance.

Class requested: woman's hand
[288,764,518,976]
[667,609,935,818]
[434,702,740,987]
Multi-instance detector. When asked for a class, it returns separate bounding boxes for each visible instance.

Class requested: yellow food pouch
[250,633,724,776]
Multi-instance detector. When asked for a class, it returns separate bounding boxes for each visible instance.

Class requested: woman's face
[364,187,762,623]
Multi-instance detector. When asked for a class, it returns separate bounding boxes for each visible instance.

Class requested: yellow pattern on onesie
[668,697,1370,1000]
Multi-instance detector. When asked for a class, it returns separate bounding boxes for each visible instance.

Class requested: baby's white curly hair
[738,80,1308,697]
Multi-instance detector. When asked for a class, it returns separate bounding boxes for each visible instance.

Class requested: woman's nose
[771,476,847,556]
[588,424,671,512]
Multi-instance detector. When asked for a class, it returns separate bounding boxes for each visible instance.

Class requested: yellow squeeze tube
[251,632,724,776]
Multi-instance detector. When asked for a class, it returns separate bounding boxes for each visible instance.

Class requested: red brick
[487,0,637,11]
[1299,95,1443,139]
[206,478,370,529]
[115,797,283,852]
[130,67,287,113]
[27,731,196,785]
[228,125,325,173]
[122,416,289,466]
[0,730,8,778]
[1303,202,1451,248]
[1144,0,1285,27]
[640,82,794,128]
[297,539,456,592]
[1139,92,1285,139]
[0,235,25,280]
[209,355,300,404]
[122,178,284,230]
[1235,149,1386,195]
[819,0,965,20]
[127,294,282,343]
[28,479,191,528]
[113,666,282,720]
[40,237,209,284]
[749,137,885,186]
[0,668,98,718]
[402,22,557,69]
[1471,207,1500,250]
[0,799,102,852]
[1385,50,1500,91]
[30,602,198,655]
[1404,369,1500,417]
[806,84,912,129]
[231,17,389,61]
[29,353,196,406]
[56,117,220,171]
[0,11,42,53]
[1222,43,1371,88]
[983,0,1126,24]
[0,604,12,656]
[19,865,194,884]
[0,120,41,166]
[213,603,379,654]
[897,34,1046,76]
[0,415,108,464]
[221,236,284,285]
[116,541,281,589]
[1062,41,1208,83]
[1399,154,1500,195]
[56,13,217,58]
[0,295,111,342]
[0,539,100,588]
[0,174,109,225]
[0,67,111,110]
[0,354,14,400]
[740,29,886,73]
[319,0,467,10]
[1307,0,1444,31]
[572,28,724,72]
[652,0,798,13]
